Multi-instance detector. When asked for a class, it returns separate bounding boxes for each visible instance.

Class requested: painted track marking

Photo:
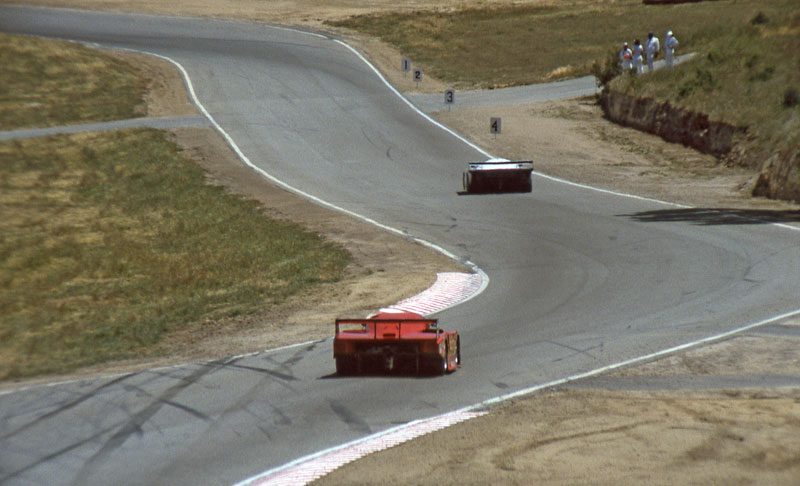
[235,410,486,486]
[388,272,485,316]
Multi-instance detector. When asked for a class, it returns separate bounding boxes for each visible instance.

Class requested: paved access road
[2,6,799,486]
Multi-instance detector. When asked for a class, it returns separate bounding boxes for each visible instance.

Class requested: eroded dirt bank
[600,88,800,203]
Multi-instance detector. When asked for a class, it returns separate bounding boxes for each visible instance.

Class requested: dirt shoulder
[8,2,800,483]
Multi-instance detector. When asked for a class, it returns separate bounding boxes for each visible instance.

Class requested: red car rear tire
[335,356,358,376]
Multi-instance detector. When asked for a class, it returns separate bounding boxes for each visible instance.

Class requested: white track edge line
[139,49,492,270]
[462,306,800,410]
[135,45,495,316]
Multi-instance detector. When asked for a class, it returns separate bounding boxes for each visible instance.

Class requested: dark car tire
[420,355,447,376]
[335,356,358,376]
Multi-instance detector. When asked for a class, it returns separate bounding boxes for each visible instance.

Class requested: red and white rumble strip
[387,272,485,316]
[235,272,486,486]
[236,410,486,486]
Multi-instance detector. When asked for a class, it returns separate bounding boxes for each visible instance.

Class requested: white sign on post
[402,57,411,73]
[413,68,422,83]
[444,89,455,104]
[490,117,502,135]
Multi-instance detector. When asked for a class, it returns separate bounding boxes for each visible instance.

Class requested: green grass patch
[0,33,147,130]
[0,130,350,380]
[329,0,796,89]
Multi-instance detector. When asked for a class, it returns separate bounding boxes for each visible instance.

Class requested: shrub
[591,49,623,89]
[749,66,775,82]
[678,68,716,97]
[750,12,769,25]
[784,88,800,108]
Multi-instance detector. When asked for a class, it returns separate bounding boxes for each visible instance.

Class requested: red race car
[333,310,460,376]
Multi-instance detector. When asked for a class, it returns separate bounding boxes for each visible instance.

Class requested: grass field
[0,36,350,380]
[0,34,148,130]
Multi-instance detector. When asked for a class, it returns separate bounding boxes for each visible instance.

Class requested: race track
[1,6,799,486]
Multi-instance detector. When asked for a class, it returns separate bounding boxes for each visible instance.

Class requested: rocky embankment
[600,89,800,203]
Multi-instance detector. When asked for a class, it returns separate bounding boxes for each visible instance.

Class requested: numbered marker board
[402,58,411,72]
[445,89,455,104]
[413,68,422,82]
[490,117,502,134]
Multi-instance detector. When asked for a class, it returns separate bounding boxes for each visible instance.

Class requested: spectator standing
[632,39,644,75]
[645,30,660,72]
[619,42,633,72]
[665,30,679,69]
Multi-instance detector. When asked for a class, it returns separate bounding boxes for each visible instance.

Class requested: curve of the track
[1,6,799,486]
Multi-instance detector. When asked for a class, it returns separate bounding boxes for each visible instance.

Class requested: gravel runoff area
[6,1,800,484]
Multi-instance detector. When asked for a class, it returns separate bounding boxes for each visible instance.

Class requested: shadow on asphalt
[620,208,800,226]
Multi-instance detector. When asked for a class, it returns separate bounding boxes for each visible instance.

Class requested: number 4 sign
[490,117,501,135]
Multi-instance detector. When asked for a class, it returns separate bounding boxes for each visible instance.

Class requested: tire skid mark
[147,370,297,479]
[71,361,226,483]
[328,399,372,435]
[225,363,298,382]
[282,341,321,368]
[0,421,123,484]
[124,384,214,422]
[0,373,136,441]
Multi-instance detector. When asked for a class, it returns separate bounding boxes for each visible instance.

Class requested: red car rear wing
[335,318,441,340]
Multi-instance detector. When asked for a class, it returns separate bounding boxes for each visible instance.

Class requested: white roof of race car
[468,158,533,171]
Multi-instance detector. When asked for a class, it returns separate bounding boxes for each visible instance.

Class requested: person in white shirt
[665,30,679,69]
[645,30,660,72]
[619,42,633,72]
[632,39,644,75]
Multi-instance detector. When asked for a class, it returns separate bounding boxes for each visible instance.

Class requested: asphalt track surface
[2,6,800,486]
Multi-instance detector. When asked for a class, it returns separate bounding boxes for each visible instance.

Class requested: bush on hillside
[591,49,623,89]
[750,12,769,25]
[784,88,800,108]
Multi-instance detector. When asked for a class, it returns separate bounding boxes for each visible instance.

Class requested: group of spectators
[619,30,679,74]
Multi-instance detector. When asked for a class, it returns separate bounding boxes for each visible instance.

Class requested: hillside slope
[605,6,800,202]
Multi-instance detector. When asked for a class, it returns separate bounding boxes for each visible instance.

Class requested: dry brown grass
[0,33,147,130]
[0,129,350,380]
